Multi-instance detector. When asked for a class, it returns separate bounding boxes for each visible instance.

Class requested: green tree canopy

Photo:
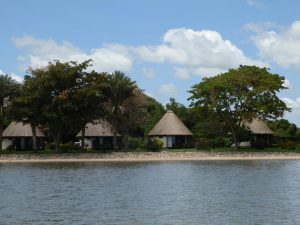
[102,71,138,150]
[0,74,21,149]
[189,65,290,150]
[26,60,106,151]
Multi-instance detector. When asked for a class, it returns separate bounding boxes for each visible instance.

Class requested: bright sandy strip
[2,154,300,163]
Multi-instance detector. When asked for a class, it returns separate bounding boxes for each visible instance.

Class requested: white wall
[2,139,12,150]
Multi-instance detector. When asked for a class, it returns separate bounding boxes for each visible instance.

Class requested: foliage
[267,119,298,139]
[143,95,165,134]
[102,71,139,150]
[59,143,79,152]
[279,139,297,150]
[189,65,289,150]
[128,137,146,149]
[25,60,106,152]
[195,138,210,149]
[147,138,163,151]
[0,74,21,149]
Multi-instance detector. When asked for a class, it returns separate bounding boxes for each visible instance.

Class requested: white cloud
[13,36,132,72]
[0,69,23,83]
[159,83,178,97]
[251,21,300,71]
[132,28,267,77]
[10,73,23,83]
[246,0,264,8]
[283,79,292,89]
[282,97,300,109]
[174,67,190,80]
[141,67,156,78]
[13,28,266,78]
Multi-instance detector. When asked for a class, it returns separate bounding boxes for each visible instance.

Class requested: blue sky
[1,0,300,125]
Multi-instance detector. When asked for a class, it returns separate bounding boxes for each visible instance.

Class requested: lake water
[1,160,300,224]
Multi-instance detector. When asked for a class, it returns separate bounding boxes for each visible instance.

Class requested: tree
[72,71,108,151]
[102,71,138,150]
[267,119,298,139]
[189,65,289,150]
[0,75,21,150]
[10,76,43,152]
[143,95,165,134]
[27,60,99,152]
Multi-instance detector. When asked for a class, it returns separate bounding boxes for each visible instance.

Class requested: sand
[1,151,300,163]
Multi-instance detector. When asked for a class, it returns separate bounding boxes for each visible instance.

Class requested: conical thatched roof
[243,118,273,134]
[2,121,45,137]
[77,120,117,137]
[148,110,193,136]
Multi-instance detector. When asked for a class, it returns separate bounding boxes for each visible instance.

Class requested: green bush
[195,138,210,150]
[128,137,145,149]
[208,137,225,148]
[280,139,297,150]
[147,138,163,151]
[59,143,78,152]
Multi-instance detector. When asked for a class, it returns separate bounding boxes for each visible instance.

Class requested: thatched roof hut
[243,118,273,147]
[2,121,45,150]
[76,120,116,137]
[76,120,119,149]
[3,121,45,137]
[243,118,273,134]
[148,110,193,148]
[148,110,193,136]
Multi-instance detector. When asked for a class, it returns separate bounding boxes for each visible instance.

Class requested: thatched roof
[77,120,117,137]
[148,110,193,136]
[244,118,273,134]
[2,121,45,137]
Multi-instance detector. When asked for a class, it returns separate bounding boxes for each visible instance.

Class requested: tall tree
[27,60,97,152]
[72,71,108,151]
[0,75,21,150]
[189,65,289,150]
[102,71,137,150]
[10,76,42,152]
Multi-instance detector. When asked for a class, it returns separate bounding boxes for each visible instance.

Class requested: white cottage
[76,120,118,149]
[148,110,193,148]
[2,121,45,150]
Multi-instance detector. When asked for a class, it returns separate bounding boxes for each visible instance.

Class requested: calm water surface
[1,160,300,224]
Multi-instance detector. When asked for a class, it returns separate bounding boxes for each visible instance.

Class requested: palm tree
[0,74,21,150]
[103,71,137,150]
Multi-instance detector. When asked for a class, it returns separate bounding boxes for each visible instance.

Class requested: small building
[148,110,193,148]
[76,120,118,149]
[243,118,273,147]
[2,121,45,150]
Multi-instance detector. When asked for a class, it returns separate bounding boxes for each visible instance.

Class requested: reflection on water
[1,160,300,224]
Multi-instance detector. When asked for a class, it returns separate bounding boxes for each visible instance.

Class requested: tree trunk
[54,133,61,152]
[30,123,37,153]
[231,127,239,151]
[0,104,3,150]
[0,123,3,150]
[113,131,118,151]
[81,126,85,152]
[123,134,128,151]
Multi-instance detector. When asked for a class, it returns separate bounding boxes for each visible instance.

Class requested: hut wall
[2,138,12,150]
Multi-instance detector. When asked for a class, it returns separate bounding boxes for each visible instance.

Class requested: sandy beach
[1,151,300,163]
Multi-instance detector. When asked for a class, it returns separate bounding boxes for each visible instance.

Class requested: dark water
[1,160,300,225]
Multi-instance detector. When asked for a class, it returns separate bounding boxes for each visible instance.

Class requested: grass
[1,146,300,154]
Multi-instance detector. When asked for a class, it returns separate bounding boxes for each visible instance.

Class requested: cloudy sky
[1,0,300,125]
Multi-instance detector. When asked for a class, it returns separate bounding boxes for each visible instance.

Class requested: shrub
[59,143,78,152]
[128,137,145,149]
[280,139,297,150]
[147,138,163,152]
[208,137,225,148]
[195,138,210,150]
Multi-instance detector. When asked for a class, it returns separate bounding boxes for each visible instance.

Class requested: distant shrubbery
[147,139,163,151]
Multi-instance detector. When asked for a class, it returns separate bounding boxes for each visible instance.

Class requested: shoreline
[2,151,300,163]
